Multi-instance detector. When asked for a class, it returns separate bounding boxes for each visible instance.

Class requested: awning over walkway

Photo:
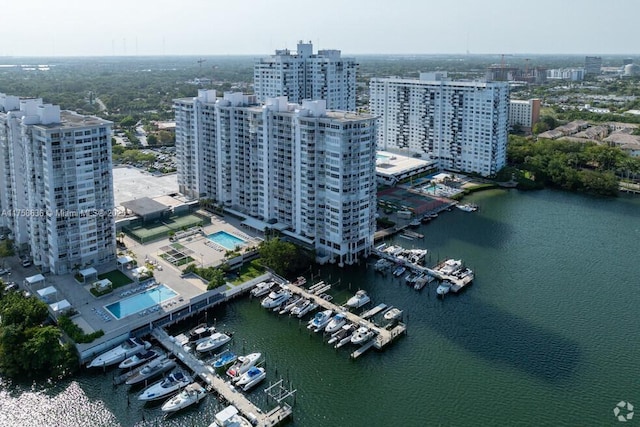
[79,267,98,282]
[117,255,135,270]
[37,286,57,299]
[25,273,45,286]
[50,299,71,313]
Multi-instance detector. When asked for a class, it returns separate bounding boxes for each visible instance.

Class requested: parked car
[22,259,32,267]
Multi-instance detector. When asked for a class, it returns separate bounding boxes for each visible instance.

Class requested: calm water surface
[1,189,639,426]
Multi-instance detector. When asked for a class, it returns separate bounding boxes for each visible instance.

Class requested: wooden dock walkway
[283,281,406,351]
[151,328,292,426]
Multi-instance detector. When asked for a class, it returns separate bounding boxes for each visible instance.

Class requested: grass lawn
[230,260,265,285]
[98,270,133,288]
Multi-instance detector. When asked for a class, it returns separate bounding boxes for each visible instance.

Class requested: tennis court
[125,213,208,243]
[377,187,448,216]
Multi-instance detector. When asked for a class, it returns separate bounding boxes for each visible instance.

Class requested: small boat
[226,352,261,379]
[383,308,403,321]
[279,296,303,315]
[161,383,206,413]
[325,313,347,334]
[288,298,308,317]
[392,265,407,277]
[188,324,216,342]
[87,338,151,368]
[409,218,421,228]
[212,351,238,369]
[260,287,291,309]
[250,281,273,297]
[328,323,356,345]
[350,327,375,345]
[438,259,463,275]
[296,300,318,318]
[335,325,358,348]
[235,366,266,391]
[119,349,160,370]
[138,371,193,401]
[346,290,371,309]
[209,405,253,427]
[436,282,452,296]
[307,309,333,331]
[457,203,478,212]
[196,332,232,353]
[125,356,176,386]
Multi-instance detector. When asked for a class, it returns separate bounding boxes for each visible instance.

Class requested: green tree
[207,268,226,290]
[258,238,297,276]
[119,115,137,128]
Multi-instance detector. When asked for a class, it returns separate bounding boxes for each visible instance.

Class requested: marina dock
[280,280,406,353]
[151,328,292,426]
[373,248,474,293]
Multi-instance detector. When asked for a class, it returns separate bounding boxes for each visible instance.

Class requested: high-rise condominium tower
[254,41,357,112]
[0,94,115,274]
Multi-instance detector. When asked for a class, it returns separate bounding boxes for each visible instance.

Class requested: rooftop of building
[35,110,112,129]
[375,151,435,177]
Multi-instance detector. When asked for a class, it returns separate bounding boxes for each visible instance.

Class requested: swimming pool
[207,231,247,250]
[105,284,177,319]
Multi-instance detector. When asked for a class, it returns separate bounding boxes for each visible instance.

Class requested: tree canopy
[258,238,312,277]
[506,136,636,196]
[0,291,78,379]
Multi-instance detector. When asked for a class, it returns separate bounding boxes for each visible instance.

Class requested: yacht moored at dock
[346,290,371,309]
[235,366,266,391]
[260,287,292,309]
[212,350,238,369]
[210,405,253,427]
[138,371,193,401]
[195,332,232,353]
[350,327,375,345]
[307,309,333,332]
[118,349,160,370]
[87,338,151,368]
[161,383,207,413]
[125,356,176,386]
[324,313,347,334]
[226,352,261,379]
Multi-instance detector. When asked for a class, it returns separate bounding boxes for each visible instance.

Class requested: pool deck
[17,210,263,357]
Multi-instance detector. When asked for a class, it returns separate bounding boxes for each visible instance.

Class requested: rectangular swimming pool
[105,284,177,320]
[207,230,247,250]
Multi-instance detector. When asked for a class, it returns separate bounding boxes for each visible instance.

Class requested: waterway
[1,189,639,426]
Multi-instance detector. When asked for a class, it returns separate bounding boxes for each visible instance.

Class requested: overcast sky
[1,0,638,57]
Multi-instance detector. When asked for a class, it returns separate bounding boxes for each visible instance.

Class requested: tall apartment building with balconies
[0,94,115,274]
[254,41,357,111]
[585,56,602,75]
[174,90,376,265]
[369,73,509,177]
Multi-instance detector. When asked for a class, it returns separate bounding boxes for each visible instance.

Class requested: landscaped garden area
[89,270,134,297]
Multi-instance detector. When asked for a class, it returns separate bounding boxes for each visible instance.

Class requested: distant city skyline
[2,0,639,57]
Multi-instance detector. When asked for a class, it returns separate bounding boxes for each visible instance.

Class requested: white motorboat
[289,298,310,317]
[126,356,176,385]
[328,323,355,345]
[161,383,207,413]
[87,338,151,368]
[436,282,452,296]
[325,313,347,334]
[196,332,232,353]
[307,309,333,332]
[209,405,252,427]
[438,259,462,275]
[350,326,375,345]
[250,281,273,297]
[279,296,303,315]
[138,371,193,401]
[118,349,160,370]
[456,203,478,212]
[296,300,318,318]
[235,366,266,391]
[383,308,403,321]
[260,287,291,309]
[226,352,261,379]
[346,290,371,308]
